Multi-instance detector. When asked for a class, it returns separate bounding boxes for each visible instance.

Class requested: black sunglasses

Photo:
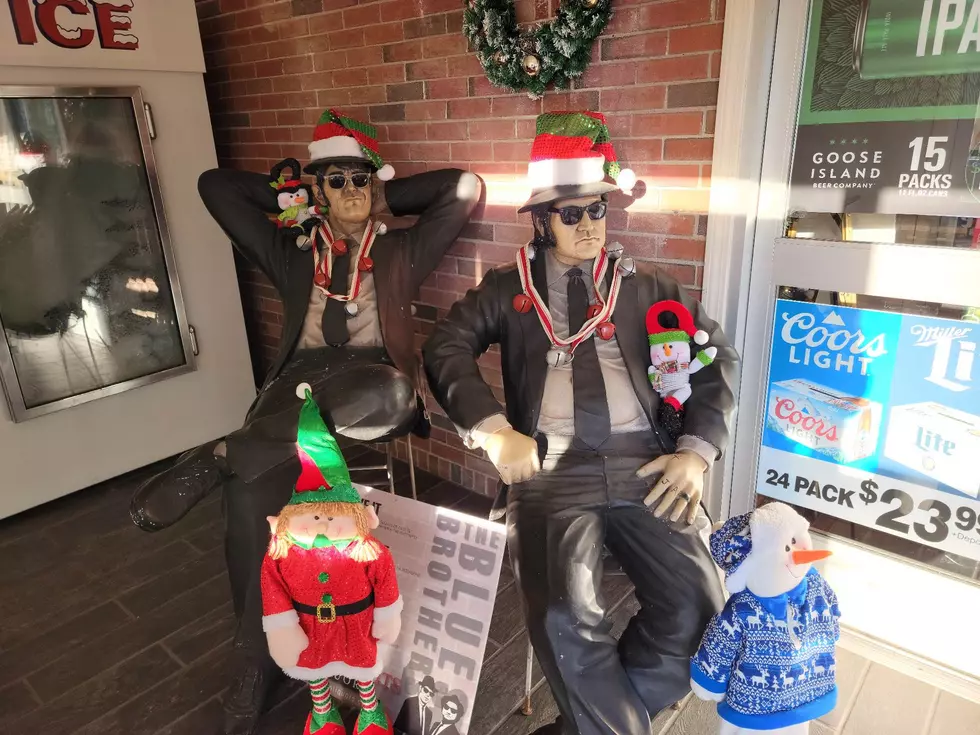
[326,171,372,190]
[548,201,607,226]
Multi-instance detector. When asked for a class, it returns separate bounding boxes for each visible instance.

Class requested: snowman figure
[270,158,317,249]
[645,300,718,439]
[690,502,841,735]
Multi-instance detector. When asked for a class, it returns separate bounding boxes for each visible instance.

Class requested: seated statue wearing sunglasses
[129,108,481,735]
[423,112,738,735]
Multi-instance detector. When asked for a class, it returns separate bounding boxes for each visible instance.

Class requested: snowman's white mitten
[690,678,725,702]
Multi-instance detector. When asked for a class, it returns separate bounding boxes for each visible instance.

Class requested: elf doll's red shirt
[261,535,402,681]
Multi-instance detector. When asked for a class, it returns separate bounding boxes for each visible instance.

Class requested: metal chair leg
[522,637,534,715]
[385,443,396,494]
[407,434,417,500]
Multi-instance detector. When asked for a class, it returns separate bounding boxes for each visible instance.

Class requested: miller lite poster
[789,0,980,217]
[336,488,506,735]
[758,298,980,562]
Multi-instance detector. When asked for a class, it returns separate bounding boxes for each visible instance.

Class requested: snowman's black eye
[792,537,797,545]
[785,545,791,552]
[327,517,334,521]
[313,516,319,520]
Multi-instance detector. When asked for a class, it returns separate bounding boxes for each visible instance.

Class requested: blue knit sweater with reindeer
[690,568,841,730]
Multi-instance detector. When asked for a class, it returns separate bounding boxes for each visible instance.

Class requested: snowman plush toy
[270,158,317,249]
[690,502,840,735]
[645,300,718,440]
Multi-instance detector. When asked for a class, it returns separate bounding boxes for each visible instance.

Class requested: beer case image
[766,379,883,464]
[854,0,980,80]
[883,402,980,499]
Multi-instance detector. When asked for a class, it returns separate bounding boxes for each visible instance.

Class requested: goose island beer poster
[790,0,980,216]
[336,488,506,735]
[757,299,980,561]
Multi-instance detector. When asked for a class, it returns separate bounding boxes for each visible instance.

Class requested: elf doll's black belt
[293,592,375,623]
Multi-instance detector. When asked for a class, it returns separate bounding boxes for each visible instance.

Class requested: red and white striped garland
[515,243,623,355]
[311,220,378,302]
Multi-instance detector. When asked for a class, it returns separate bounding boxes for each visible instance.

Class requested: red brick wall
[194,0,725,496]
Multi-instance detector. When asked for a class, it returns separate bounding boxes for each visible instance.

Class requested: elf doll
[646,300,719,441]
[262,383,403,735]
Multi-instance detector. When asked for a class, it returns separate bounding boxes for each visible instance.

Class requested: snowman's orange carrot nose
[664,344,672,357]
[791,549,832,565]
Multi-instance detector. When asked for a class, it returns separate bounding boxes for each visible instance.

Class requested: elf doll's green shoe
[303,705,346,735]
[354,704,393,735]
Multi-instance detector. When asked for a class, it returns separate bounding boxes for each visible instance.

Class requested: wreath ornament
[462,0,614,99]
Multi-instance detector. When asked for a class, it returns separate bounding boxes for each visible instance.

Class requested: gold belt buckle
[316,602,337,623]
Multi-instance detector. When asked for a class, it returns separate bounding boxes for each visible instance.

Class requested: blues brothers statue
[129,108,481,734]
[423,111,738,735]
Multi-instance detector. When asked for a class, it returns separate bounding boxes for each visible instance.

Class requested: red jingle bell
[512,294,533,314]
[314,272,330,288]
[332,240,348,256]
[597,321,616,340]
[587,304,603,320]
[359,257,374,273]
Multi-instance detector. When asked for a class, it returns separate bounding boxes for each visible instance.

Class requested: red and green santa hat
[520,111,636,212]
[305,108,395,181]
[646,300,709,347]
[288,383,361,506]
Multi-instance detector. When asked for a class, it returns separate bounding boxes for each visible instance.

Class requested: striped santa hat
[304,108,395,180]
[520,111,635,212]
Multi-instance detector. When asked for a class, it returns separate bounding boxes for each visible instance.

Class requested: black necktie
[567,268,611,448]
[321,238,351,346]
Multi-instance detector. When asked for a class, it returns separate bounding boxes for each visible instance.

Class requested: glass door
[731,0,980,685]
[0,88,193,421]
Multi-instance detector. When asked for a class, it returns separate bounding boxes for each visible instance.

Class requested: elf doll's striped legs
[354,680,393,735]
[303,679,344,735]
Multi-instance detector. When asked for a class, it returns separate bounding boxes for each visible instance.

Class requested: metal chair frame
[347,435,417,499]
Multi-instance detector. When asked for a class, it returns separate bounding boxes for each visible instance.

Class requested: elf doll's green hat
[288,383,361,506]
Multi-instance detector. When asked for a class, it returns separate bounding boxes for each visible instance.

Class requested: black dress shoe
[130,441,227,532]
[221,658,281,735]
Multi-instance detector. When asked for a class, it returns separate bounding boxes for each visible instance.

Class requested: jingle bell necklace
[311,220,382,315]
[513,243,626,367]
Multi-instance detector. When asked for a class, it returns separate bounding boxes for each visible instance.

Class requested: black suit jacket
[198,167,480,393]
[423,252,739,459]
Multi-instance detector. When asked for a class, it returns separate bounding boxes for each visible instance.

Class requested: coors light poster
[790,0,980,216]
[758,299,980,562]
[337,488,506,735]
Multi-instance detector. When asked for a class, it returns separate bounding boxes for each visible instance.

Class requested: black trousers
[222,346,418,659]
[507,433,725,735]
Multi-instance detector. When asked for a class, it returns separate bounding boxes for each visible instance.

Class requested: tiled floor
[1,449,979,735]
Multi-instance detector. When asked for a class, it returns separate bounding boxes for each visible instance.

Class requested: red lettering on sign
[774,399,839,442]
[35,0,95,49]
[7,0,139,50]
[92,1,137,50]
[7,0,37,44]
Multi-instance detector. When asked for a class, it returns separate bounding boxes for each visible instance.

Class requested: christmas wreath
[462,0,614,98]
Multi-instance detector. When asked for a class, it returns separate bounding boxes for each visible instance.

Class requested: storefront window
[757,0,980,585]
